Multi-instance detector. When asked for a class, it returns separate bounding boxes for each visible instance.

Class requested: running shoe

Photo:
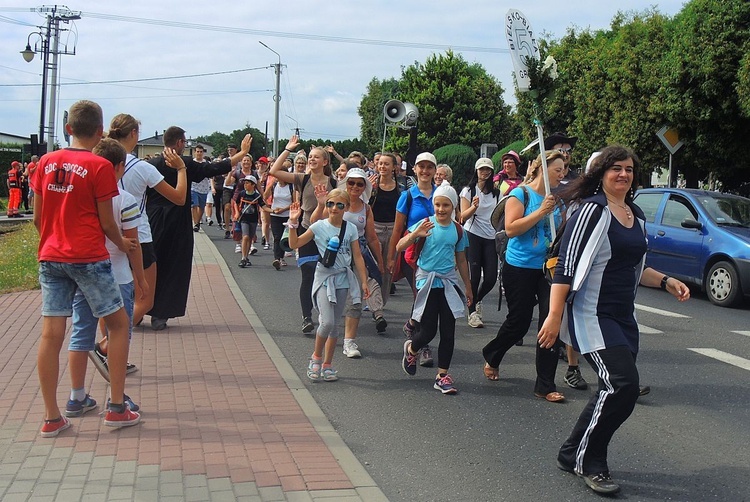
[434,374,457,395]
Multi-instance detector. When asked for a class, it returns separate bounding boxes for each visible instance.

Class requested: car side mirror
[681,218,702,230]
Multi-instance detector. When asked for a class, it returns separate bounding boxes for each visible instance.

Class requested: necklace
[606,197,632,219]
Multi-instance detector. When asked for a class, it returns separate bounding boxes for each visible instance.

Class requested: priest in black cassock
[146,127,252,330]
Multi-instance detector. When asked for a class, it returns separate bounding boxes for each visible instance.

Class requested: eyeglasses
[558,148,573,155]
[347,180,365,188]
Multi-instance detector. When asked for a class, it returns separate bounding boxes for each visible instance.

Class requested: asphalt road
[204,224,750,502]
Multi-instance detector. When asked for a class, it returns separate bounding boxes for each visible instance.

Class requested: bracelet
[660,275,670,291]
[285,148,294,153]
[285,221,299,229]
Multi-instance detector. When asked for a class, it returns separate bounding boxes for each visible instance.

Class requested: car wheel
[706,261,741,307]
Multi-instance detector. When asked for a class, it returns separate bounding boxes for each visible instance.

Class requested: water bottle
[321,235,340,267]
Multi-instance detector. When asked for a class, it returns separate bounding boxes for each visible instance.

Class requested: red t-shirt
[31,148,119,263]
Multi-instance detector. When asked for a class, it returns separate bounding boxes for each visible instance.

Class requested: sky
[0,1,687,152]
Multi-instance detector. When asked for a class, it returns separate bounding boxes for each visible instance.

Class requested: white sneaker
[468,311,484,328]
[250,246,258,255]
[234,244,241,253]
[343,339,362,358]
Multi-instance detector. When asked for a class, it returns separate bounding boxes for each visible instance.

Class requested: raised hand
[289,201,302,222]
[314,183,329,203]
[240,134,253,153]
[286,135,299,152]
[163,148,185,170]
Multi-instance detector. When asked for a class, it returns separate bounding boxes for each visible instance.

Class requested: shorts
[206,191,215,205]
[222,188,235,207]
[241,220,258,239]
[191,190,208,208]
[141,241,157,269]
[69,282,134,351]
[39,260,123,318]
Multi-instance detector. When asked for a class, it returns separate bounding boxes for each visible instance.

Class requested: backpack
[406,218,464,268]
[492,186,529,259]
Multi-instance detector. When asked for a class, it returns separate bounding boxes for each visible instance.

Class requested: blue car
[633,188,750,307]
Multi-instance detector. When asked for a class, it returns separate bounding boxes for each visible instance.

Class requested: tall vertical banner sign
[505,9,555,238]
[506,9,539,91]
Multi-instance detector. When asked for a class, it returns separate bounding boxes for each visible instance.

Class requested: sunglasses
[558,148,573,155]
[326,201,346,210]
[347,180,365,188]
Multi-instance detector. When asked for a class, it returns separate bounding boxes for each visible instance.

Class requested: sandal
[534,391,565,403]
[483,363,499,381]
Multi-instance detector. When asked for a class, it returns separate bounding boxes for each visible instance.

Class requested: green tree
[655,0,750,186]
[360,50,513,156]
[433,143,477,188]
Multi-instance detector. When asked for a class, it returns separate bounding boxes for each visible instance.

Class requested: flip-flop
[535,391,565,403]
[483,363,499,381]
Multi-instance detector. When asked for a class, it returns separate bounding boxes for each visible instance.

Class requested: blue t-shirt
[408,216,469,289]
[505,187,562,269]
[309,219,359,289]
[396,184,435,228]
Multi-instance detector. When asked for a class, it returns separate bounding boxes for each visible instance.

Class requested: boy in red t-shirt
[6,160,22,217]
[30,100,140,437]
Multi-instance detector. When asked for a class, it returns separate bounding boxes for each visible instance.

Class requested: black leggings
[297,226,319,319]
[411,288,456,369]
[467,232,498,312]
[270,215,287,260]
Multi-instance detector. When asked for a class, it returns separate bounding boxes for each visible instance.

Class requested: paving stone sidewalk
[0,232,387,501]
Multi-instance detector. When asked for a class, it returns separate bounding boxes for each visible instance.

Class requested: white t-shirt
[460,186,499,240]
[120,154,164,243]
[309,219,359,289]
[105,189,141,284]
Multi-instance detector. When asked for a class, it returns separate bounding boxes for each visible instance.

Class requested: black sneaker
[374,316,387,333]
[193,224,200,232]
[402,340,418,376]
[224,231,231,239]
[638,385,651,396]
[239,258,248,268]
[126,362,138,374]
[65,394,98,417]
[302,317,314,334]
[151,317,168,331]
[564,367,588,390]
[89,346,110,382]
[582,472,620,494]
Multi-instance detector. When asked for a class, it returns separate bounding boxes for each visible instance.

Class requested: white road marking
[731,331,750,338]
[638,324,663,334]
[635,304,690,318]
[688,348,750,372]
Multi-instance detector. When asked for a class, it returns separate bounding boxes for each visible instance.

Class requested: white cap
[585,151,603,174]
[433,184,458,208]
[342,167,373,201]
[415,152,437,167]
[475,157,494,171]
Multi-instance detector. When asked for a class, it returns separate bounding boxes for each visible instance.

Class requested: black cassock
[146,155,232,319]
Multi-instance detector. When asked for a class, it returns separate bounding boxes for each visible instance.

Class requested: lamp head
[21,44,35,63]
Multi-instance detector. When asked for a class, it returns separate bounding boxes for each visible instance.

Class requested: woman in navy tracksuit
[538,145,690,496]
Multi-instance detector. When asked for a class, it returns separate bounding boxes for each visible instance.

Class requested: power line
[0,66,269,87]
[81,11,508,53]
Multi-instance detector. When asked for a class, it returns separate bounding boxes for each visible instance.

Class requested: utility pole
[259,41,283,157]
[21,5,80,150]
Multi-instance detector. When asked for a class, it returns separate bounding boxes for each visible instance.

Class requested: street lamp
[259,41,283,157]
[20,6,80,151]
[286,115,300,137]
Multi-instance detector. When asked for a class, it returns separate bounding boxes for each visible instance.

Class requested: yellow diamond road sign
[656,126,684,155]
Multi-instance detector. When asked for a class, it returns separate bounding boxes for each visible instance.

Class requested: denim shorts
[191,190,208,208]
[39,260,123,318]
[69,282,134,351]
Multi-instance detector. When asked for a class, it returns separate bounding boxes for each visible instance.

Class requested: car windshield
[698,194,750,227]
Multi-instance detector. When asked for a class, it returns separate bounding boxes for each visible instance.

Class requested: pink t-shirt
[31,148,119,263]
